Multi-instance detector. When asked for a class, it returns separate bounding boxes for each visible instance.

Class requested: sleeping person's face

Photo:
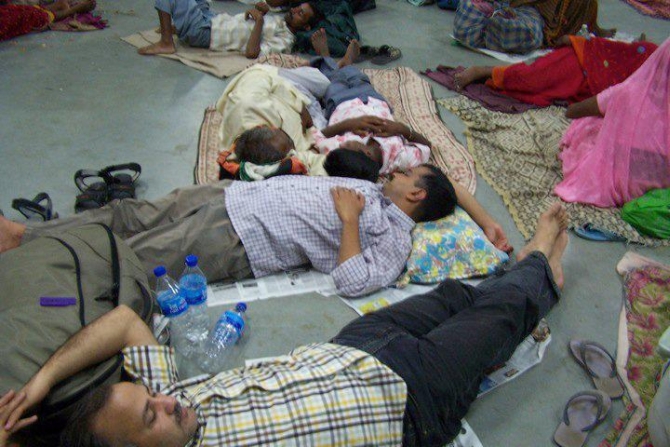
[340,140,383,166]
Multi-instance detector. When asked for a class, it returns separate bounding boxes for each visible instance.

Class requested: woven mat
[622,0,670,19]
[438,95,670,246]
[602,254,670,446]
[122,30,256,79]
[195,55,477,193]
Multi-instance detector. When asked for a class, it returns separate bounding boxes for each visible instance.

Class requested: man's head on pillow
[234,126,295,165]
[324,141,383,183]
[284,2,324,33]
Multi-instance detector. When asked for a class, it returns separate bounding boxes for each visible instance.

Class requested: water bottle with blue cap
[199,302,248,374]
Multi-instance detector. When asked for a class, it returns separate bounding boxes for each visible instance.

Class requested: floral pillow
[397,207,509,285]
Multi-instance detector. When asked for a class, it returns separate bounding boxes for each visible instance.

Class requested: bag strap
[96,223,121,307]
[45,236,86,327]
[46,224,122,326]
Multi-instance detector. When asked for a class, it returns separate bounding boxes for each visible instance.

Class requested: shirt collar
[378,188,416,229]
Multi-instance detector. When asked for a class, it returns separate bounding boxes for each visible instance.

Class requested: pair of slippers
[11,192,58,221]
[75,163,141,213]
[356,44,402,65]
[553,340,625,447]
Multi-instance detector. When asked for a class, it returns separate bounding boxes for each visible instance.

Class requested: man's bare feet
[517,203,569,262]
[310,28,330,57]
[337,39,360,68]
[0,216,25,254]
[454,66,494,91]
[138,40,176,56]
[548,230,568,289]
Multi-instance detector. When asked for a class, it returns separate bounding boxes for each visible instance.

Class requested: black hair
[414,164,457,222]
[307,2,325,27]
[59,385,128,447]
[234,127,292,165]
[324,148,381,183]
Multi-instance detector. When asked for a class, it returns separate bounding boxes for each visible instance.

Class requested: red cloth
[487,46,591,106]
[582,37,658,96]
[0,4,51,41]
[487,37,658,107]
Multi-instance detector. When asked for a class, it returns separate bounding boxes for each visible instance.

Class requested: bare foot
[0,216,26,253]
[548,230,568,289]
[310,28,329,57]
[517,203,568,262]
[338,39,360,68]
[69,0,96,15]
[453,66,493,91]
[138,40,176,56]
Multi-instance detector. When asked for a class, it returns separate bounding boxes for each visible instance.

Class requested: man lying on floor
[138,0,324,58]
[1,204,569,447]
[0,167,456,298]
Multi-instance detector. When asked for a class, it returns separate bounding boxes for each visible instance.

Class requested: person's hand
[331,187,365,224]
[254,2,270,14]
[300,105,313,132]
[245,8,265,23]
[342,116,385,136]
[374,119,408,138]
[0,391,38,447]
[483,222,513,254]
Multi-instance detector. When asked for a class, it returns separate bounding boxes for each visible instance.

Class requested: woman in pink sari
[554,38,670,208]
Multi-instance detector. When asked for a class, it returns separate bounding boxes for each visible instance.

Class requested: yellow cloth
[216,64,319,171]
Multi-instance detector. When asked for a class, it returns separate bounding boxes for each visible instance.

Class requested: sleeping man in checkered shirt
[1,203,569,447]
[1,165,461,298]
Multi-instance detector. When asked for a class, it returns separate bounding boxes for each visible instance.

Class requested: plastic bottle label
[158,292,188,317]
[180,274,207,306]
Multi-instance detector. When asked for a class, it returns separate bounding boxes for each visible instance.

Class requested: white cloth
[209,13,294,55]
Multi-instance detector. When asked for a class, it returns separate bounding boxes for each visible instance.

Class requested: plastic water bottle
[153,266,194,358]
[179,255,210,345]
[199,303,247,374]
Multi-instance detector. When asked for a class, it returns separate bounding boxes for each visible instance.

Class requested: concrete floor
[1,0,669,445]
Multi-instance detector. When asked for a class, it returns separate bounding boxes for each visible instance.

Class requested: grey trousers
[23,181,252,282]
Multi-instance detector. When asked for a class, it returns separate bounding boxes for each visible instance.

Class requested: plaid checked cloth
[454,0,544,54]
[123,344,407,446]
[226,176,415,297]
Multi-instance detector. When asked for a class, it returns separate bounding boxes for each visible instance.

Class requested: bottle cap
[185,254,199,267]
[153,266,167,277]
[236,302,247,312]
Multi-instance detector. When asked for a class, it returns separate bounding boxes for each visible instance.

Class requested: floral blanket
[601,254,670,446]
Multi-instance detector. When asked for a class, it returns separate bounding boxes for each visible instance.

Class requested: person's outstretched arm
[565,96,602,119]
[245,9,266,59]
[451,179,513,253]
[3,305,157,434]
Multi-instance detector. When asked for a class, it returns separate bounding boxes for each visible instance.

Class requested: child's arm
[245,9,265,59]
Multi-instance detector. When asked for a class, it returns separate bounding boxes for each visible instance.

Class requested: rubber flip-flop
[553,390,612,447]
[74,169,113,213]
[371,45,402,65]
[11,192,58,221]
[569,339,625,399]
[573,224,626,242]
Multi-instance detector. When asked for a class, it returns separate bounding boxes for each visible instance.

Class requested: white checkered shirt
[226,176,416,297]
[122,344,407,446]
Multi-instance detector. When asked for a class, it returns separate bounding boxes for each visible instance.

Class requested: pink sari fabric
[555,38,670,207]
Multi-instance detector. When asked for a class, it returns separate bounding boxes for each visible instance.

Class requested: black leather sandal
[101,163,142,201]
[74,169,112,213]
[12,192,58,221]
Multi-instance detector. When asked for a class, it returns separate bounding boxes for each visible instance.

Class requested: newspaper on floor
[450,35,552,64]
[451,30,638,64]
[207,269,337,306]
